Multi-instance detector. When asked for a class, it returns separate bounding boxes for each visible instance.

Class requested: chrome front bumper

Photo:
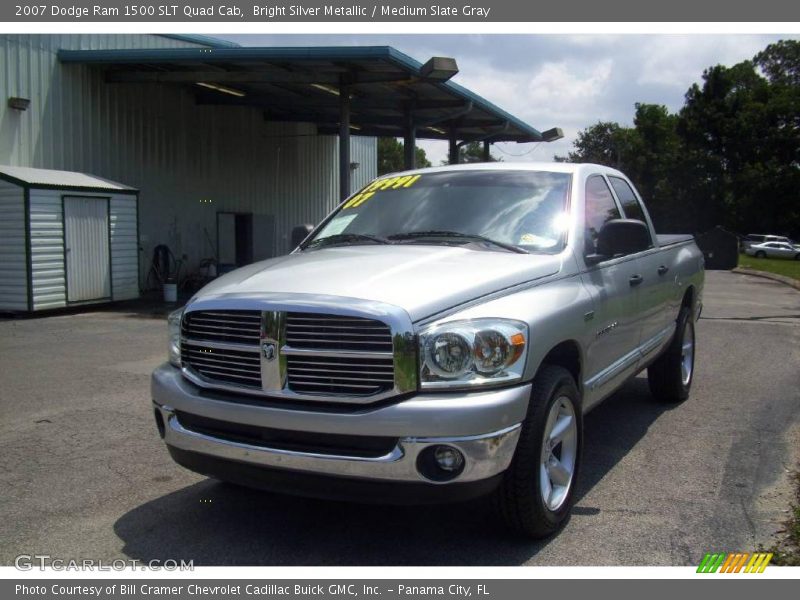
[152,364,529,485]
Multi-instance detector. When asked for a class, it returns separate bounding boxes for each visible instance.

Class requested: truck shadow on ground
[114,376,677,565]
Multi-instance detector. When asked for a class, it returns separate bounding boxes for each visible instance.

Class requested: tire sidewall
[523,369,583,529]
[677,307,695,396]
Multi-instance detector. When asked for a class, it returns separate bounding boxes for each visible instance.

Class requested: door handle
[629,274,644,286]
[657,265,669,275]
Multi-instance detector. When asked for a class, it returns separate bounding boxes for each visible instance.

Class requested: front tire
[755,251,766,258]
[493,365,583,538]
[648,306,695,403]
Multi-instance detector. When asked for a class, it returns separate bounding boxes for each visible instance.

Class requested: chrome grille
[285,313,395,396]
[286,355,395,395]
[181,310,262,390]
[181,342,262,388]
[181,310,261,345]
[285,313,393,352]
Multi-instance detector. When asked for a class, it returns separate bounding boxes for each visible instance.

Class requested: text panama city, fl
[15,4,492,18]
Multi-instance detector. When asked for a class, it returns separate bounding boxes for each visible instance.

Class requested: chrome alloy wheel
[540,396,578,511]
[681,320,695,387]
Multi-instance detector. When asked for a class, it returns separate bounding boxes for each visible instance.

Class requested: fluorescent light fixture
[195,82,246,98]
[349,124,362,131]
[420,57,459,81]
[310,83,341,96]
[426,126,446,135]
[541,127,564,142]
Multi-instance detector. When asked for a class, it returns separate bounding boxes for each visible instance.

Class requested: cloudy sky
[220,34,798,164]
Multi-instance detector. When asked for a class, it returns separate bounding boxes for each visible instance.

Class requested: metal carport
[58,45,562,201]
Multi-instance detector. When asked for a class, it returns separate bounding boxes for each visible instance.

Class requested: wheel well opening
[541,341,582,388]
[682,286,695,311]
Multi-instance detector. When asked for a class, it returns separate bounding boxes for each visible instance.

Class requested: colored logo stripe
[697,552,772,573]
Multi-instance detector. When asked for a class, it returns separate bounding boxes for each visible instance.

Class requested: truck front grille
[285,313,393,352]
[181,310,261,345]
[179,309,400,399]
[181,310,262,390]
[180,343,262,389]
[286,354,395,396]
[285,313,395,396]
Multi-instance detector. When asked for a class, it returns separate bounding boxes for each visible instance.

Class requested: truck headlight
[419,319,528,389]
[168,308,184,368]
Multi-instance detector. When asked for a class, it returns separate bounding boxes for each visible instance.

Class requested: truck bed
[658,234,695,248]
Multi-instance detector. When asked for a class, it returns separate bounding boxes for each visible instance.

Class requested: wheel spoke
[548,456,572,486]
[549,414,574,444]
[540,463,552,504]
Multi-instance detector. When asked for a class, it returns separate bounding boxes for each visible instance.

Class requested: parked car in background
[745,241,800,260]
[742,234,799,251]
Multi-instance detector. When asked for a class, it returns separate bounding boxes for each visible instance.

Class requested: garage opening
[217,211,254,268]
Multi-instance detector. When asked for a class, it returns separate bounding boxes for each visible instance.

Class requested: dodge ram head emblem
[262,342,277,361]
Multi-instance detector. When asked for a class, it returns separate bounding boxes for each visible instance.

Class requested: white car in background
[745,241,800,260]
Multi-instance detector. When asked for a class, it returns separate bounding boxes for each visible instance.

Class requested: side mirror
[586,219,651,264]
[291,224,315,248]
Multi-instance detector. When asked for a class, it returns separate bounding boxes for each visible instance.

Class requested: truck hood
[192,245,563,322]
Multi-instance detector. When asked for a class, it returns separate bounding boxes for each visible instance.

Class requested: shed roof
[58,45,554,144]
[0,166,137,192]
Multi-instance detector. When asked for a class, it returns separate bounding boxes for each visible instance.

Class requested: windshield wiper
[388,230,529,254]
[304,232,391,249]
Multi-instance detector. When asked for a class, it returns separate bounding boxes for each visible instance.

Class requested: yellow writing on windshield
[343,174,422,209]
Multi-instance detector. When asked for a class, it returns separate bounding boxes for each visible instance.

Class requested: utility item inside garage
[0,165,139,311]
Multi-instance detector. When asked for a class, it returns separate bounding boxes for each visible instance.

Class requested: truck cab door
[580,175,644,409]
[607,176,673,357]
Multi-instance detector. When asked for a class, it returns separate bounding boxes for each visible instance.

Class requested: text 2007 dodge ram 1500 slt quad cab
[152,163,704,537]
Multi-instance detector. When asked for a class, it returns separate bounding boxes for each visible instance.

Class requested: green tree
[377,137,431,175]
[556,39,800,237]
[554,121,632,168]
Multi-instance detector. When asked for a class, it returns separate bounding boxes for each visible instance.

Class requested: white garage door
[64,196,110,302]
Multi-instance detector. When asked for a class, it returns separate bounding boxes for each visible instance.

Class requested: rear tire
[648,306,695,403]
[493,365,583,538]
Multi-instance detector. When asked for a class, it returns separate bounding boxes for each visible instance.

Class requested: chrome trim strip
[585,323,677,391]
[181,338,259,353]
[158,403,520,484]
[640,324,675,357]
[280,346,394,359]
[585,346,640,391]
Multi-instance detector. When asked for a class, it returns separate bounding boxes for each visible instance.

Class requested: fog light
[416,444,466,482]
[434,445,464,472]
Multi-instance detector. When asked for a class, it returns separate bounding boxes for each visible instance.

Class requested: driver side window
[584,175,621,255]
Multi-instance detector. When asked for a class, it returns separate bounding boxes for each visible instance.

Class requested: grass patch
[762,471,800,566]
[738,253,800,282]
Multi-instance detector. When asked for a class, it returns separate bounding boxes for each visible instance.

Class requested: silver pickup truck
[151,162,704,537]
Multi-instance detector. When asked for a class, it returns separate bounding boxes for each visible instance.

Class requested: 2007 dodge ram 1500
[152,163,704,537]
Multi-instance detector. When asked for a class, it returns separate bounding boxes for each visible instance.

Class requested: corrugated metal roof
[0,166,137,191]
[57,45,550,144]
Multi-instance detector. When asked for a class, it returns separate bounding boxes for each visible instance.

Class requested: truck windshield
[305,170,572,253]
